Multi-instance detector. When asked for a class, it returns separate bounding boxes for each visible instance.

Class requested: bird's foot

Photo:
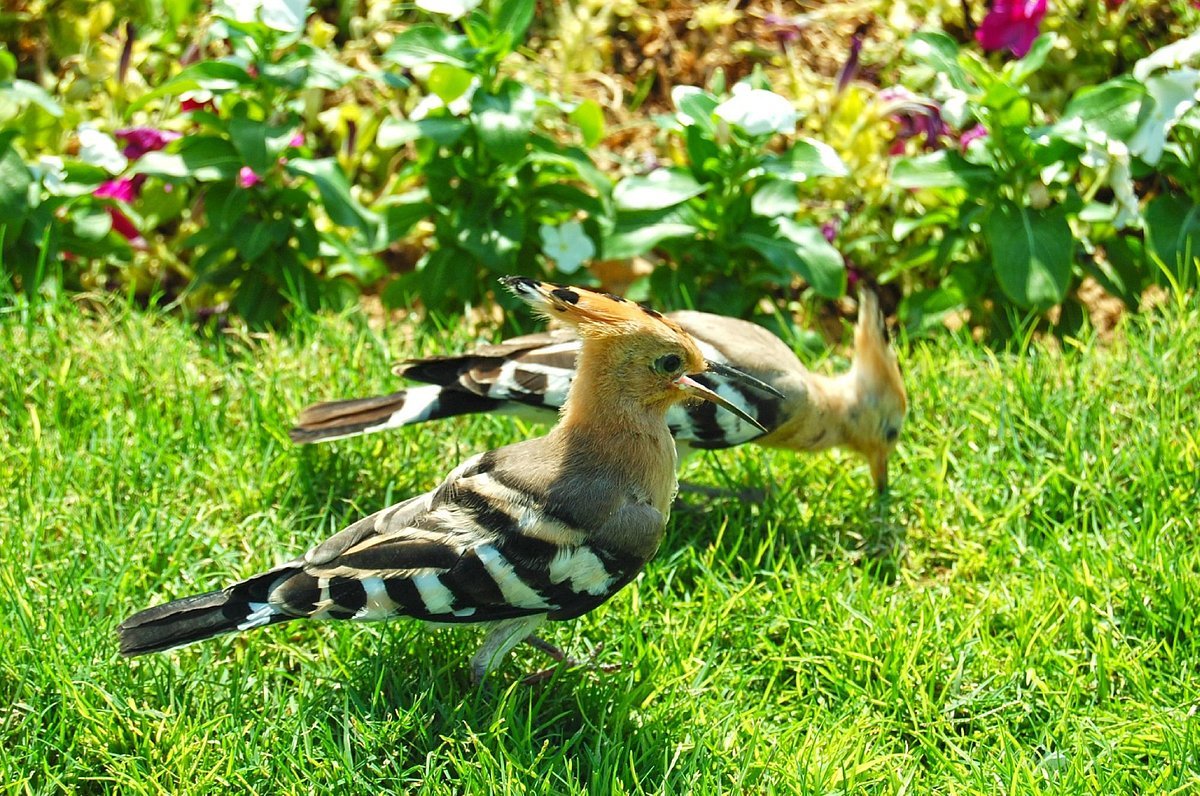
[520,636,621,685]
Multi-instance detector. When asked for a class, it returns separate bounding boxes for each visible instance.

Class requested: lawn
[1,296,1198,793]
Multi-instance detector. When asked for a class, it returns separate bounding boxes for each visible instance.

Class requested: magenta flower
[106,207,148,250]
[959,123,989,151]
[94,176,146,202]
[289,132,305,148]
[975,0,1048,58]
[114,128,181,160]
[238,166,263,188]
[878,88,947,154]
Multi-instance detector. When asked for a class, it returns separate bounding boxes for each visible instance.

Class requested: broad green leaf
[428,63,475,103]
[749,181,800,217]
[906,32,971,92]
[383,25,471,68]
[1006,33,1055,85]
[892,150,994,190]
[1143,192,1200,278]
[737,218,846,297]
[763,139,848,182]
[604,207,699,259]
[472,81,536,162]
[0,134,32,221]
[71,206,112,241]
[236,219,288,262]
[286,157,378,236]
[127,60,253,113]
[1060,78,1144,142]
[494,0,535,45]
[985,199,1073,308]
[2,79,64,117]
[229,116,269,172]
[134,137,241,181]
[613,169,705,211]
[676,91,719,133]
[376,117,468,148]
[569,99,605,148]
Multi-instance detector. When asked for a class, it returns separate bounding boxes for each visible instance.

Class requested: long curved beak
[677,374,768,433]
[705,361,786,399]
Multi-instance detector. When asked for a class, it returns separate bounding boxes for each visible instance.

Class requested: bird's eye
[885,427,899,443]
[652,353,683,376]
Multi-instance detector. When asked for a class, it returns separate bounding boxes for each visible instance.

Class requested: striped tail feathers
[289,385,502,444]
[117,563,302,656]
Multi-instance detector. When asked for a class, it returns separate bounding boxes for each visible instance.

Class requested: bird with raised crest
[291,290,907,494]
[117,277,782,681]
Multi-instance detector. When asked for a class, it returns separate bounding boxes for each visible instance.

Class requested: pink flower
[959,123,989,151]
[975,0,1048,58]
[289,132,305,148]
[107,207,148,249]
[180,92,215,113]
[114,127,181,160]
[237,166,263,188]
[94,175,147,202]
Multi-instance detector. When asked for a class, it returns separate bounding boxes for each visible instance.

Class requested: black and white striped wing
[264,452,647,627]
[399,333,581,416]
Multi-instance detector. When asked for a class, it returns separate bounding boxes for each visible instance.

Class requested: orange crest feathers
[500,277,684,339]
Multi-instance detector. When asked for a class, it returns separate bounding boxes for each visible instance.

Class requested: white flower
[32,155,69,195]
[672,85,704,126]
[713,85,798,136]
[539,220,595,275]
[214,0,309,33]
[77,124,127,174]
[415,0,482,20]
[1129,68,1200,165]
[1134,31,1200,82]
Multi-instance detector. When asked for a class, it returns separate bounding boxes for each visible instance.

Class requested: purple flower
[114,127,181,160]
[835,24,869,96]
[238,166,263,188]
[821,218,840,243]
[878,88,947,154]
[959,123,988,151]
[975,0,1048,58]
[763,13,803,46]
[107,207,148,250]
[94,175,147,202]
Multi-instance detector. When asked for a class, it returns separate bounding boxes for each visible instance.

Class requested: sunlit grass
[1,294,1197,793]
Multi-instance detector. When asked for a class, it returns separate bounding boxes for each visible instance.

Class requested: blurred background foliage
[1,0,1197,337]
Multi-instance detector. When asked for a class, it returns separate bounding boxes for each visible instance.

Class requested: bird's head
[844,289,908,494]
[501,277,778,430]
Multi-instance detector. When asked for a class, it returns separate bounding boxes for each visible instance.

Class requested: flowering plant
[606,77,848,317]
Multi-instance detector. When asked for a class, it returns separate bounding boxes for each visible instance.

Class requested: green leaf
[613,169,705,211]
[428,63,475,103]
[236,219,289,262]
[0,134,32,221]
[229,116,269,173]
[604,207,699,259]
[286,158,379,236]
[677,91,719,133]
[1143,192,1200,278]
[376,117,468,148]
[737,218,846,298]
[134,136,241,181]
[472,81,536,162]
[763,139,848,182]
[383,25,471,68]
[2,78,64,117]
[749,181,800,217]
[71,206,113,241]
[494,0,536,45]
[892,150,994,190]
[985,199,1073,308]
[569,99,605,148]
[1060,78,1144,142]
[1006,33,1055,86]
[905,33,971,92]
[127,60,253,113]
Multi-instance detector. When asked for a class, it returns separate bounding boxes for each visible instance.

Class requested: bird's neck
[757,369,856,452]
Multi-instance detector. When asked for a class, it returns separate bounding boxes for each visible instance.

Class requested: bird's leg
[520,635,622,685]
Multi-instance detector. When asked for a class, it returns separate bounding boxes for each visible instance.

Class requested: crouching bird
[291,290,907,494]
[117,277,779,681]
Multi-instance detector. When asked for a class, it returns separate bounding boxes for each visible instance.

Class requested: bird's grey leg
[520,636,622,685]
[470,615,547,685]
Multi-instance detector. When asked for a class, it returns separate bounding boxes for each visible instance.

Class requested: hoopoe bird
[118,277,779,681]
[292,291,907,494]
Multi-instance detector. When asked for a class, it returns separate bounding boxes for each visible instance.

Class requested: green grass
[2,294,1198,794]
